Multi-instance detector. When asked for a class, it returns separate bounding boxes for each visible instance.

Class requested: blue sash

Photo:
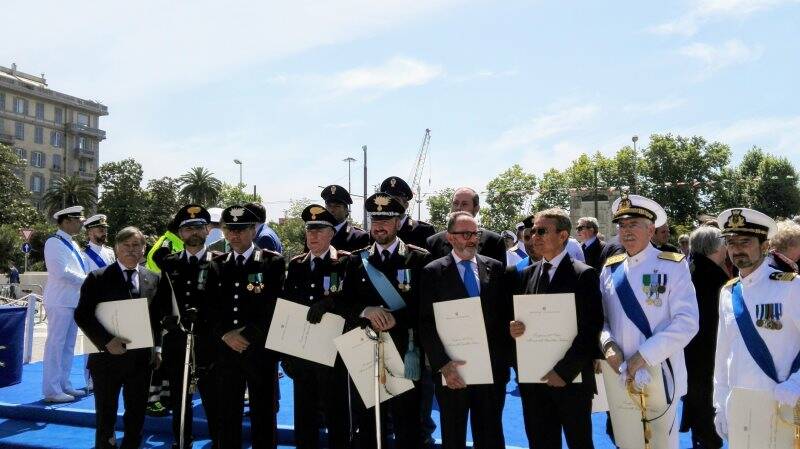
[360,252,407,311]
[52,234,87,273]
[514,247,527,259]
[732,281,800,383]
[84,246,107,269]
[515,256,530,273]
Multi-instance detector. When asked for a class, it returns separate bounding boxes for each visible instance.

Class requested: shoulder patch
[658,251,685,262]
[263,249,281,257]
[354,246,370,254]
[769,272,798,281]
[605,253,627,266]
[724,277,740,288]
[406,244,430,254]
[338,250,351,257]
[291,253,307,262]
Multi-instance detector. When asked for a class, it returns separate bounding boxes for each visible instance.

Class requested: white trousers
[42,305,79,397]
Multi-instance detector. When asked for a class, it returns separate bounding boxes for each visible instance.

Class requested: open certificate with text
[433,297,493,385]
[79,298,154,354]
[265,298,345,367]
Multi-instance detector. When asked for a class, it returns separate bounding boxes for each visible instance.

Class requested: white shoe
[64,388,86,397]
[44,393,75,403]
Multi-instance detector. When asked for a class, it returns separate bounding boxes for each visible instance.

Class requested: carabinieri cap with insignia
[173,204,211,228]
[301,204,338,229]
[221,204,260,229]
[365,192,405,220]
[611,194,667,227]
[380,176,414,200]
[717,208,777,239]
[83,214,108,229]
[53,205,84,221]
[321,184,353,205]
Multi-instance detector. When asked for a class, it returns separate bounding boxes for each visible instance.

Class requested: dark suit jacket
[582,238,606,272]
[398,217,436,248]
[419,254,511,385]
[685,253,729,382]
[767,251,798,273]
[331,222,370,253]
[599,235,624,266]
[516,254,603,393]
[426,229,507,267]
[75,262,161,368]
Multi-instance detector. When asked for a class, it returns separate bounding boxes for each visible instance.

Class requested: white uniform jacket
[600,244,699,397]
[43,229,88,308]
[83,241,116,273]
[713,261,800,420]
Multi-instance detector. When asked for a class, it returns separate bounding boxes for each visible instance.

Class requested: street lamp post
[631,136,638,194]
[343,157,356,192]
[233,159,243,186]
[362,145,368,228]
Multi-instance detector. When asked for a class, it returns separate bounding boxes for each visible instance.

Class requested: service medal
[323,276,331,296]
[756,304,765,327]
[330,272,339,293]
[247,283,255,291]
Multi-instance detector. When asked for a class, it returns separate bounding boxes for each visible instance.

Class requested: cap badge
[374,195,391,212]
[187,206,202,218]
[309,206,326,220]
[727,209,746,229]
[230,207,245,222]
[390,178,397,188]
[330,185,337,195]
[618,195,632,211]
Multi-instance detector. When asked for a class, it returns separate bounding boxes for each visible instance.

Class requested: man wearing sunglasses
[576,217,606,272]
[419,211,510,449]
[509,208,603,448]
[600,194,699,449]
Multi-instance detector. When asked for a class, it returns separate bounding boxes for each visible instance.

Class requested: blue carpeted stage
[0,356,709,448]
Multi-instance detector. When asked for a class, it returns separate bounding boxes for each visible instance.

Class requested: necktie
[311,257,320,273]
[581,243,587,251]
[189,255,198,265]
[236,254,245,267]
[537,262,552,293]
[460,260,480,297]
[382,249,392,262]
[124,269,138,296]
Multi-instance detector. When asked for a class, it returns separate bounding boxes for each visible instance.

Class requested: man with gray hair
[767,219,800,273]
[576,216,605,271]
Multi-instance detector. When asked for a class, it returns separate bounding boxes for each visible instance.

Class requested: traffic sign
[20,229,34,242]
[21,243,31,254]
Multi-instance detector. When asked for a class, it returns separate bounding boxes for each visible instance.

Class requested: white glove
[714,410,728,440]
[617,361,630,388]
[774,379,800,406]
[617,361,651,390]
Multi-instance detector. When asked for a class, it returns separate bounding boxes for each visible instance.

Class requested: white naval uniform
[82,241,116,272]
[713,261,800,428]
[600,244,699,448]
[42,229,89,397]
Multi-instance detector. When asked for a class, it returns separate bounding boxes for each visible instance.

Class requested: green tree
[743,148,800,218]
[97,158,148,241]
[482,164,537,231]
[142,177,182,236]
[271,198,313,260]
[179,167,222,205]
[426,188,454,230]
[216,182,262,207]
[533,169,569,211]
[42,175,97,217]
[0,144,43,230]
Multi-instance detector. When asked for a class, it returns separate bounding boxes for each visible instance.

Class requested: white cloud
[331,57,444,94]
[490,104,601,152]
[650,0,799,36]
[623,98,687,115]
[678,39,763,79]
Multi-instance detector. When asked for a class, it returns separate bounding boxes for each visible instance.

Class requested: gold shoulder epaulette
[290,253,307,261]
[769,272,798,281]
[263,249,282,257]
[658,251,685,262]
[724,277,740,288]
[406,244,430,254]
[338,250,351,256]
[605,253,627,266]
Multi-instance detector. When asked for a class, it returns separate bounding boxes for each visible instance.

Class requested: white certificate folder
[265,298,345,367]
[433,297,494,385]
[80,298,154,354]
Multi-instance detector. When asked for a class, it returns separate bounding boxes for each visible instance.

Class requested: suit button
[234,294,239,299]
[185,292,190,296]
[233,320,238,324]
[309,296,314,300]
[233,307,238,312]
[186,280,191,285]
[235,282,240,287]
[310,284,315,288]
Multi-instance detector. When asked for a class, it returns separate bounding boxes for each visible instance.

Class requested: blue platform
[0,356,707,448]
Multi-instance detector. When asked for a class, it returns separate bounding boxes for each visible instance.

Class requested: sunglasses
[576,225,590,231]
[529,227,551,236]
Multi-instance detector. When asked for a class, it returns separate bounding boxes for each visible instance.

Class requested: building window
[54,108,63,124]
[52,154,62,170]
[35,102,44,120]
[30,151,45,168]
[15,148,26,160]
[77,113,89,127]
[0,93,5,110]
[50,131,63,148]
[31,174,44,193]
[14,98,26,114]
[15,122,24,140]
[34,126,44,144]
[79,158,88,172]
[78,136,86,150]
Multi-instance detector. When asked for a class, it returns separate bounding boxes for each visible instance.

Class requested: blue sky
[4,0,800,220]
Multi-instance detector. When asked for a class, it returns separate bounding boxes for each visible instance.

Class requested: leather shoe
[44,393,75,403]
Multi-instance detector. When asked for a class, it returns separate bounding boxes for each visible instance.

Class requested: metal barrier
[0,283,44,364]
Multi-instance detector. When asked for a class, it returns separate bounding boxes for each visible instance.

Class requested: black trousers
[291,357,351,449]
[89,350,151,449]
[520,383,594,449]
[680,380,723,449]
[163,331,219,448]
[214,349,278,449]
[434,383,505,449]
[357,382,422,449]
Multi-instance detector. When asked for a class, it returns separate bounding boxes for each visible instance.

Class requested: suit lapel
[476,255,490,289]
[443,254,469,298]
[138,268,157,299]
[548,254,574,293]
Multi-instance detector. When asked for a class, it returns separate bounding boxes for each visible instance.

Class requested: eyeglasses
[576,225,592,231]
[529,227,551,236]
[450,230,483,240]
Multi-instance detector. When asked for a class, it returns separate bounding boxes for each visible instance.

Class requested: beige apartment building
[0,63,108,210]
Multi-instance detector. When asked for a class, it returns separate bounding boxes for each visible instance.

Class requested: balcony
[74,170,96,181]
[73,146,96,159]
[66,123,106,140]
[0,133,13,145]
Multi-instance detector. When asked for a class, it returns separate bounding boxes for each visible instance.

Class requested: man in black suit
[652,221,681,253]
[75,226,161,449]
[342,193,432,449]
[576,216,606,272]
[420,211,510,449]
[426,187,506,265]
[509,208,603,449]
[322,184,370,252]
[380,176,437,248]
[205,205,286,449]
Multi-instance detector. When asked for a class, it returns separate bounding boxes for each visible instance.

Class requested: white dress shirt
[44,229,89,308]
[233,244,255,263]
[451,251,481,295]
[117,261,141,292]
[375,239,400,261]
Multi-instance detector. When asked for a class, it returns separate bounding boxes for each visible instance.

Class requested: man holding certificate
[419,211,509,449]
[342,192,432,449]
[75,226,162,449]
[713,208,800,443]
[509,208,603,449]
[283,204,351,449]
[599,194,698,449]
[206,204,286,449]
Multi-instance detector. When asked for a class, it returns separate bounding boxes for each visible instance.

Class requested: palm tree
[43,175,97,216]
[178,167,222,206]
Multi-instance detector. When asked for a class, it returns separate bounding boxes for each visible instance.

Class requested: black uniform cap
[521,215,535,229]
[221,205,260,229]
[380,176,413,200]
[243,202,267,224]
[365,192,406,221]
[301,204,338,229]
[321,184,353,205]
[173,204,211,228]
